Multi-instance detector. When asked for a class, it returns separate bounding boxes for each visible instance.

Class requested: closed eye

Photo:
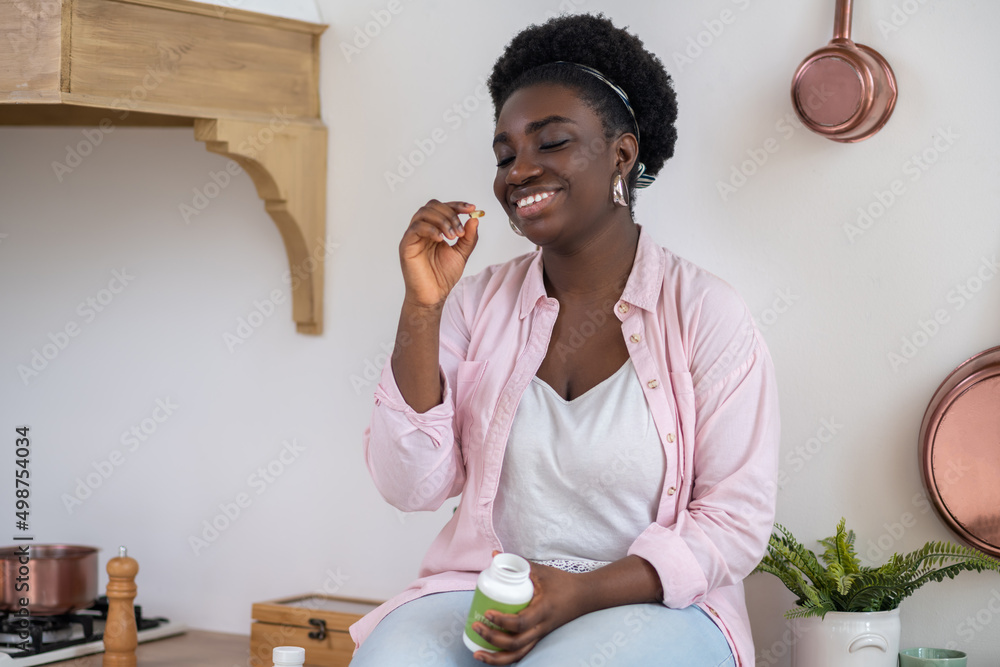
[495,140,570,168]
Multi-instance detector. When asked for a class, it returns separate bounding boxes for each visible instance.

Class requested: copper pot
[0,544,99,615]
[791,0,898,142]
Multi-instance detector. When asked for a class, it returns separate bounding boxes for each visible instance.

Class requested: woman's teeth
[517,191,554,208]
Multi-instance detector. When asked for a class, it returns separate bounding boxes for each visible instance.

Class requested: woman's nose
[506,152,543,185]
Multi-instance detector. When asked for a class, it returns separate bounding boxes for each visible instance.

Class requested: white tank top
[493,357,666,570]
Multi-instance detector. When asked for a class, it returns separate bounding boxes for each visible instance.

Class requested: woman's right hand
[399,200,481,309]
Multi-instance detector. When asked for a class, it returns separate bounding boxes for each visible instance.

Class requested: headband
[554,61,655,189]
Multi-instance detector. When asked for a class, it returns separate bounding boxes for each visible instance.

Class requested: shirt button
[617,302,630,314]
[666,486,676,496]
[709,607,720,618]
[666,433,675,443]
[647,379,659,389]
[630,334,641,343]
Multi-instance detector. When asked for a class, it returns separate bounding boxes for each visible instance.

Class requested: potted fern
[753,518,1000,667]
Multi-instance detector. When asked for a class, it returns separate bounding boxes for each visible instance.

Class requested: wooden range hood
[1,0,329,334]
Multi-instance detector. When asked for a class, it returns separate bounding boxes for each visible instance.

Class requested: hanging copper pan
[919,347,1000,558]
[791,0,898,142]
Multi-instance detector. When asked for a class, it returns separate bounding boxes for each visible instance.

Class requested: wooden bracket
[195,117,327,335]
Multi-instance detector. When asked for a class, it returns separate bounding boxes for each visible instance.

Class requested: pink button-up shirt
[353,224,780,665]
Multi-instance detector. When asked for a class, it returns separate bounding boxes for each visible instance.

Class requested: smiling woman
[351,12,779,667]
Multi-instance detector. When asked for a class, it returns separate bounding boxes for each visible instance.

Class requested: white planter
[791,609,901,667]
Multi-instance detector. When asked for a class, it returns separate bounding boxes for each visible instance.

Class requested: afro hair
[486,13,678,193]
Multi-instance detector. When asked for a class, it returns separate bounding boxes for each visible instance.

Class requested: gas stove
[0,597,184,666]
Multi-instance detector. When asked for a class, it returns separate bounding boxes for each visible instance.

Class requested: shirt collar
[517,224,665,320]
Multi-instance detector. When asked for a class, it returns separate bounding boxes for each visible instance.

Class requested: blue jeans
[350,591,734,666]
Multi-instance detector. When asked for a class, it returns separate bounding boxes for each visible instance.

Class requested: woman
[351,13,779,666]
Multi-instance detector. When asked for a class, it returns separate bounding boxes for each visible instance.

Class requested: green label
[463,588,529,652]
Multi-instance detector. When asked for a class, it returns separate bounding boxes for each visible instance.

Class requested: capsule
[469,210,485,218]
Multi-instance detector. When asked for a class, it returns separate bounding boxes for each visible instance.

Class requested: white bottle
[463,553,534,653]
[272,646,305,667]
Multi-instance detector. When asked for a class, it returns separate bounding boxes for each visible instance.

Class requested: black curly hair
[486,13,677,201]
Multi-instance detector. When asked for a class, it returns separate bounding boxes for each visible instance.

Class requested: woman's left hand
[470,558,589,665]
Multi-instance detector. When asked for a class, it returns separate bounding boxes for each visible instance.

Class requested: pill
[469,210,485,218]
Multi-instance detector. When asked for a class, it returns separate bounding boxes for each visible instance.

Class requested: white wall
[2,1,998,665]
[192,0,323,23]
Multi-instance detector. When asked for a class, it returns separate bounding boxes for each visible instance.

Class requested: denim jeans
[350,591,735,666]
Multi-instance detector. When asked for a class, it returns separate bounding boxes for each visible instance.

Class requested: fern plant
[753,518,1000,619]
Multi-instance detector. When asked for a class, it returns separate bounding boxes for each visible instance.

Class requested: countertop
[47,630,253,666]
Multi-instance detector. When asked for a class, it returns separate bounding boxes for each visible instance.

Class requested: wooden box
[250,594,382,667]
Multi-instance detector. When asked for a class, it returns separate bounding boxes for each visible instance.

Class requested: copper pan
[0,544,99,615]
[919,347,1000,557]
[791,0,897,142]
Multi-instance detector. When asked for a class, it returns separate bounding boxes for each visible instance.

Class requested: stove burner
[0,615,75,651]
[0,596,167,658]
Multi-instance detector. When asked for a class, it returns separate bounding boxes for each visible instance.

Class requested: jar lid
[273,646,306,664]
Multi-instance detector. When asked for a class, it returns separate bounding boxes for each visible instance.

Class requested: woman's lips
[514,190,559,219]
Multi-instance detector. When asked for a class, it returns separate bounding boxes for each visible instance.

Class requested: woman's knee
[349,592,477,667]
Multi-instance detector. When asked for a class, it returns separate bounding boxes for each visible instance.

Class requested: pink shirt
[352,224,780,665]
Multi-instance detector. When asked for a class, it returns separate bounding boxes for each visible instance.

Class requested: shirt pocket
[455,359,489,463]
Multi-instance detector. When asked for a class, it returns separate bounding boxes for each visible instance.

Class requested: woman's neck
[540,219,639,305]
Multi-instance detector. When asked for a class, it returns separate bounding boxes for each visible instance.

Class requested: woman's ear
[614,132,639,177]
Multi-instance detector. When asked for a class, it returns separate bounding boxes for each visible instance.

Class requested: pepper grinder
[103,545,138,667]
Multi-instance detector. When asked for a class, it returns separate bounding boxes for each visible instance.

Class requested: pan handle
[833,0,853,42]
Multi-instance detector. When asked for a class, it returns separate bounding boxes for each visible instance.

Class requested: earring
[612,171,629,207]
[509,219,525,237]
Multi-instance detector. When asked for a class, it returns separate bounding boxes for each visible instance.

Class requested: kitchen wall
[1,1,998,664]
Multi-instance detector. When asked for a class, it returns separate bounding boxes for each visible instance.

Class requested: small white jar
[272,646,305,667]
[463,553,534,653]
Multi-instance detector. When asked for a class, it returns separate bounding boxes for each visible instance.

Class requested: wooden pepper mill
[103,546,138,667]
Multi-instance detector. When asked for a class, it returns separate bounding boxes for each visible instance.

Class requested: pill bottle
[463,553,534,653]
[272,646,305,667]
